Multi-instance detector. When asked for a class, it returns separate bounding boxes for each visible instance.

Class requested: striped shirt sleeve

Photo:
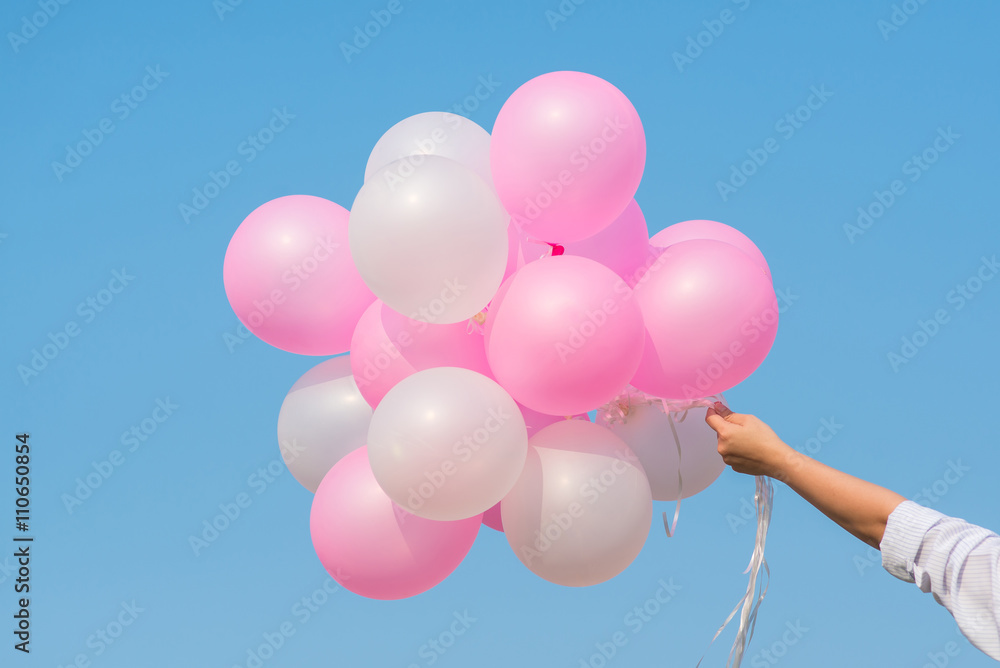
[880,500,1000,661]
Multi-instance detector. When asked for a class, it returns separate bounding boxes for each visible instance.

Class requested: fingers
[712,401,734,419]
[713,401,750,426]
[704,407,730,433]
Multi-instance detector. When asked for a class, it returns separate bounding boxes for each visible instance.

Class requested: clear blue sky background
[2,1,999,666]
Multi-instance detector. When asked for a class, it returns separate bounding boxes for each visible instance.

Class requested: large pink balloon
[223,195,375,355]
[485,255,645,416]
[491,71,646,244]
[650,220,771,280]
[310,446,481,600]
[562,200,649,282]
[350,300,491,409]
[631,239,778,400]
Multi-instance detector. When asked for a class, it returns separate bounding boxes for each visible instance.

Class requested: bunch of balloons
[223,70,779,600]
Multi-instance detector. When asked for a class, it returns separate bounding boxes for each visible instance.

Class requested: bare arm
[705,403,906,549]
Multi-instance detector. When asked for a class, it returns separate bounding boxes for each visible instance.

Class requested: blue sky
[2,1,999,666]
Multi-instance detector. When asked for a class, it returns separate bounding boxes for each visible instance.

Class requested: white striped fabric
[880,500,1000,661]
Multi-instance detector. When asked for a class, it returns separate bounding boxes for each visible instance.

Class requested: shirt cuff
[880,500,947,582]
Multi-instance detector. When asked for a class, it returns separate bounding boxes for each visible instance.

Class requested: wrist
[769,443,805,482]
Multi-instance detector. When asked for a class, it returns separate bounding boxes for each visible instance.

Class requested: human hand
[704,402,800,481]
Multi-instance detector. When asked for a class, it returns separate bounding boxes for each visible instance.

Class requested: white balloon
[502,420,652,587]
[364,112,494,190]
[604,403,725,501]
[367,367,528,521]
[349,155,508,324]
[277,356,372,493]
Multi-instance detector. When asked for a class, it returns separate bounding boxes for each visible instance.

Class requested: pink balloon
[631,239,778,400]
[562,200,649,282]
[491,71,646,244]
[481,406,589,533]
[650,220,771,280]
[350,300,491,408]
[485,255,645,416]
[482,503,504,532]
[502,220,524,282]
[224,195,375,356]
[310,446,481,600]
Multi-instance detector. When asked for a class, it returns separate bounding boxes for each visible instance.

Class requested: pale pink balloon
[562,200,649,281]
[501,420,652,587]
[491,71,646,244]
[481,406,589,533]
[631,239,778,400]
[310,446,481,600]
[485,255,645,416]
[223,195,375,356]
[350,300,491,408]
[650,220,771,280]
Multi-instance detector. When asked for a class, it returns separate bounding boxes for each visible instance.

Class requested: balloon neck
[547,243,565,256]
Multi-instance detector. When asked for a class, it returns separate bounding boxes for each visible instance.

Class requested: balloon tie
[467,308,487,335]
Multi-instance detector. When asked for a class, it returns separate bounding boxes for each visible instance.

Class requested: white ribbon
[598,388,773,665]
[696,475,773,668]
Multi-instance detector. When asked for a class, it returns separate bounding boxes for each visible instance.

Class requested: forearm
[776,450,906,549]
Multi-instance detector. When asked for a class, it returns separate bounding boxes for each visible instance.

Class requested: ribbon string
[696,475,773,668]
[598,387,772,667]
